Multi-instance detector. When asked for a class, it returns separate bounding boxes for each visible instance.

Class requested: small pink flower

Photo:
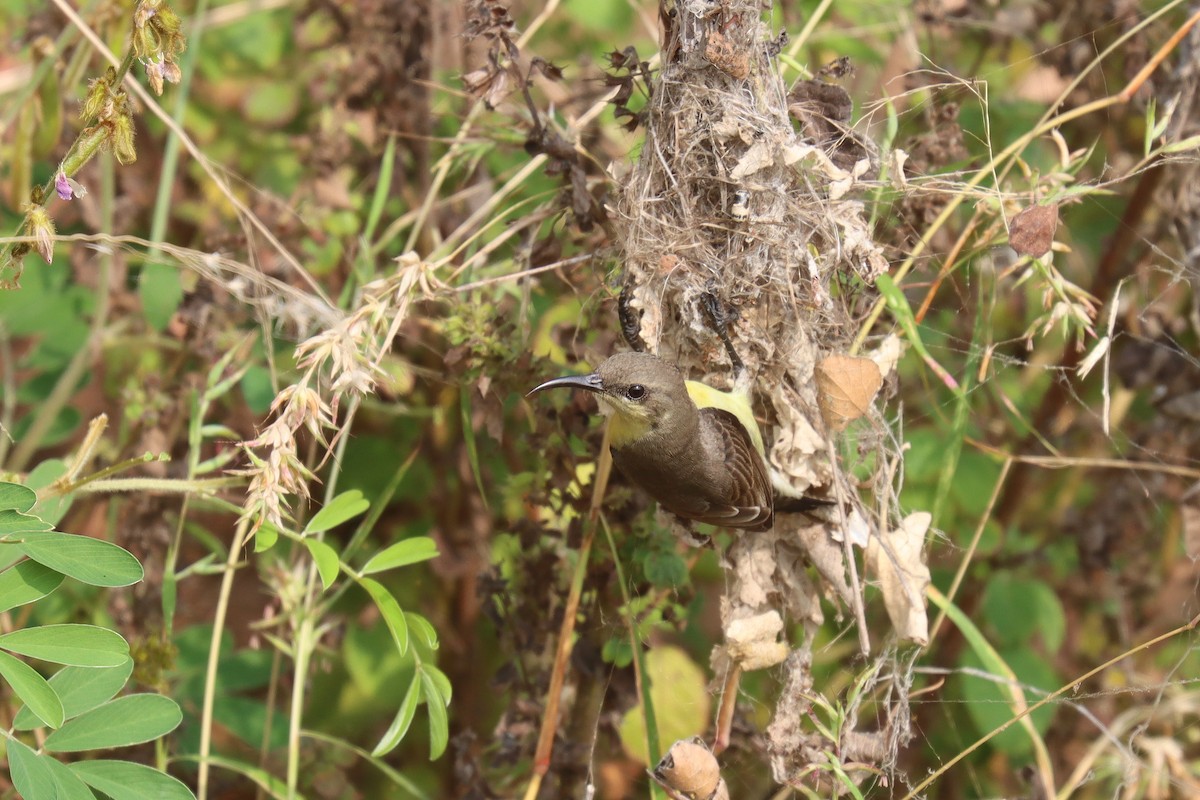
[55,171,87,201]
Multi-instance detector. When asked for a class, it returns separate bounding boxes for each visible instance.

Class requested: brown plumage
[530,352,774,531]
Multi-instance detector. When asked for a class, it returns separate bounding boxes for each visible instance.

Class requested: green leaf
[372,672,422,757]
[603,637,633,668]
[422,663,452,704]
[459,390,489,511]
[304,490,369,535]
[1162,132,1200,155]
[27,459,73,527]
[254,522,279,552]
[360,578,408,657]
[0,508,54,536]
[361,537,439,574]
[875,273,962,397]
[982,575,1066,650]
[71,760,195,800]
[405,612,439,651]
[958,646,1060,757]
[0,649,64,728]
[175,754,289,798]
[45,694,182,752]
[363,134,396,245]
[44,756,99,800]
[9,530,143,587]
[618,646,709,766]
[139,261,183,332]
[642,550,687,588]
[0,624,129,666]
[7,738,59,800]
[15,660,134,730]
[929,587,1053,761]
[0,482,37,512]
[304,539,340,590]
[0,560,65,613]
[420,666,449,760]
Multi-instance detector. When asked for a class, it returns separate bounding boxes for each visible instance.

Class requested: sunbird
[529,351,774,530]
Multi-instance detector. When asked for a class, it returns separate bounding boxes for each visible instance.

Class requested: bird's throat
[606,409,653,449]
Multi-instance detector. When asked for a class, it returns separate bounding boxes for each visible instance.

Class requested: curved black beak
[527,372,603,397]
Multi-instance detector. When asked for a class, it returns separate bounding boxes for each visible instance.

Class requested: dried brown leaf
[705,30,749,80]
[816,354,882,432]
[1008,202,1059,258]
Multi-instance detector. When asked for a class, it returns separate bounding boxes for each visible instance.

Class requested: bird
[529,351,774,531]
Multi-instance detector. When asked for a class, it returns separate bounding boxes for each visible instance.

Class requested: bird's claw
[700,290,745,376]
[618,284,647,352]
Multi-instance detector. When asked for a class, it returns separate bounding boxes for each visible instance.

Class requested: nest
[612,0,914,786]
[615,0,887,496]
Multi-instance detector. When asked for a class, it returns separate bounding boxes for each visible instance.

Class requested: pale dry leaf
[628,283,662,351]
[816,354,883,432]
[867,333,904,379]
[731,139,776,180]
[836,207,890,278]
[793,521,852,608]
[866,511,931,645]
[1182,504,1200,561]
[781,140,819,166]
[769,398,827,490]
[774,536,827,625]
[828,506,870,548]
[829,158,871,199]
[1076,335,1110,379]
[891,148,909,187]
[725,610,790,670]
[728,532,779,609]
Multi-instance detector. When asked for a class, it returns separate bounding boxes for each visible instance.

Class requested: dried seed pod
[651,737,723,799]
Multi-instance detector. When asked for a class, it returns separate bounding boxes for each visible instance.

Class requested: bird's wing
[697,408,774,530]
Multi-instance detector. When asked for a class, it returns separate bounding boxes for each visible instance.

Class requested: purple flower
[55,171,88,201]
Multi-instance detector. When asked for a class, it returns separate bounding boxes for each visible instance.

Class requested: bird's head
[528,352,693,447]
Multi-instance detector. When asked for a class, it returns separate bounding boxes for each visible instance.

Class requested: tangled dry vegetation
[611,0,921,789]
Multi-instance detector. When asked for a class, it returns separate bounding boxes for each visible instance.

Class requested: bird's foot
[700,290,745,376]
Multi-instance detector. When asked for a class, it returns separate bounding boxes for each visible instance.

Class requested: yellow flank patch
[685,381,764,455]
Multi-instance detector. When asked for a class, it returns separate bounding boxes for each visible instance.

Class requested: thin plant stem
[49,0,331,305]
[905,593,1198,800]
[851,0,1193,354]
[599,514,666,794]
[927,458,1011,645]
[7,150,116,472]
[287,617,316,797]
[148,0,210,247]
[524,422,614,800]
[285,395,362,796]
[197,517,253,800]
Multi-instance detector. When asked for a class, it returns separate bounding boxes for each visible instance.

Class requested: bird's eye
[626,384,647,401]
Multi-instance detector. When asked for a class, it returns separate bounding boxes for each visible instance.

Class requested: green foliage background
[1,0,1198,798]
